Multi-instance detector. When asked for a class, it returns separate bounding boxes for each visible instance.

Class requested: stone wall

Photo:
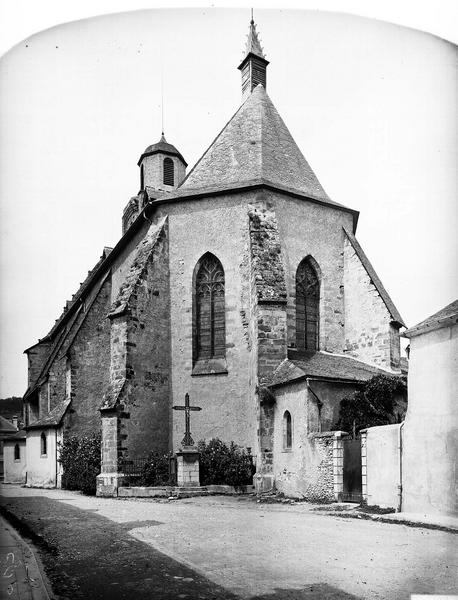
[343,234,399,370]
[155,193,258,452]
[26,342,51,388]
[141,154,186,192]
[66,277,112,435]
[272,193,353,354]
[121,222,171,458]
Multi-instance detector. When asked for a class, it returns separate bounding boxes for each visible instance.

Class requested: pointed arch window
[40,432,47,456]
[194,253,225,362]
[14,443,20,460]
[163,157,174,186]
[283,411,292,450]
[296,257,320,352]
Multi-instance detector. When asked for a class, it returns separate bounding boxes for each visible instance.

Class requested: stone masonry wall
[141,154,186,192]
[67,277,112,435]
[121,222,171,458]
[26,342,51,388]
[154,193,258,453]
[343,235,398,370]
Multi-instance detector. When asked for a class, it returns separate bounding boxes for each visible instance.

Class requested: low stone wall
[302,432,334,502]
[118,484,255,498]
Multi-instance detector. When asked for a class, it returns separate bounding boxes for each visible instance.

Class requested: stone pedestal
[96,472,129,497]
[176,448,200,487]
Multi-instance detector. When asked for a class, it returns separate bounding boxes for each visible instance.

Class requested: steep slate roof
[343,228,406,327]
[3,429,26,441]
[404,299,458,338]
[180,85,331,203]
[25,398,71,430]
[269,352,392,388]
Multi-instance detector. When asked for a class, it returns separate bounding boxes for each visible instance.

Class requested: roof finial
[251,7,254,24]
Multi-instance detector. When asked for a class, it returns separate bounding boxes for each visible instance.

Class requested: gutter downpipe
[306,379,323,433]
[397,421,405,512]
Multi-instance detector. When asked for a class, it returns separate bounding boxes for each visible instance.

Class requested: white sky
[0,2,457,397]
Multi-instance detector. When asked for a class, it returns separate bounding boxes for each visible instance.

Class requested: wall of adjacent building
[402,323,458,515]
[26,428,62,488]
[3,440,26,484]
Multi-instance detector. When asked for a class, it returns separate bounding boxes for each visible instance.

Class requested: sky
[0,3,457,397]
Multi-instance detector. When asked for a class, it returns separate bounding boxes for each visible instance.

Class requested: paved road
[1,485,457,600]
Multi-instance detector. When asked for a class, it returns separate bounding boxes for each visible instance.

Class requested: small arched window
[163,157,174,186]
[283,411,292,450]
[296,257,320,352]
[40,432,47,456]
[194,253,225,362]
[140,164,145,190]
[14,443,20,460]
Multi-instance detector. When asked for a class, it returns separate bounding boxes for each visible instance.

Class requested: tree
[333,375,406,435]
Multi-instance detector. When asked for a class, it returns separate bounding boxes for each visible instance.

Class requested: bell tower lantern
[137,134,187,193]
[238,18,269,101]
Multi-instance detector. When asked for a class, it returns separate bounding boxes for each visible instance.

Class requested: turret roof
[138,135,187,167]
[180,84,331,203]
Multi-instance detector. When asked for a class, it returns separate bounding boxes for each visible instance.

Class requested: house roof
[343,228,406,327]
[25,399,71,430]
[0,415,17,433]
[269,352,392,388]
[3,429,27,441]
[404,299,458,338]
[180,85,333,204]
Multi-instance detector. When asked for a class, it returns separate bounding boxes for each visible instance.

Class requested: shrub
[197,438,255,487]
[136,452,174,486]
[59,432,101,495]
[333,374,406,435]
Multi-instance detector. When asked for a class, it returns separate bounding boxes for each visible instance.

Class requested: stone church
[20,19,405,499]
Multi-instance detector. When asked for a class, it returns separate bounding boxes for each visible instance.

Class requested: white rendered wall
[402,323,458,515]
[3,440,26,484]
[26,428,62,488]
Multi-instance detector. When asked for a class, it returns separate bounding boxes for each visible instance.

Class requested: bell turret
[237,18,269,101]
[137,134,187,192]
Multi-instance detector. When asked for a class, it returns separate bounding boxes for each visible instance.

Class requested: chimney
[12,416,18,430]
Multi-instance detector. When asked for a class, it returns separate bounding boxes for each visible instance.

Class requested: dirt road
[1,485,456,599]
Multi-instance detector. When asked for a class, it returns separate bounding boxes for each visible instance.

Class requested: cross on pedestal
[172,393,202,448]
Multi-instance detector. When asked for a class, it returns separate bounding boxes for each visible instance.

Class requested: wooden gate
[342,437,362,503]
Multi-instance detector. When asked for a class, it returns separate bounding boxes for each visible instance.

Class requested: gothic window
[296,257,320,352]
[40,432,47,456]
[283,411,292,450]
[163,157,174,186]
[14,443,20,460]
[194,253,225,361]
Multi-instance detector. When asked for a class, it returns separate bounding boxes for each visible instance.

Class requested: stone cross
[172,393,202,447]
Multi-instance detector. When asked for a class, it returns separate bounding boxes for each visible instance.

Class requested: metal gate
[342,437,362,503]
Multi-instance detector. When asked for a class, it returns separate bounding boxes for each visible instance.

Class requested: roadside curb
[0,512,53,600]
[320,510,458,534]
